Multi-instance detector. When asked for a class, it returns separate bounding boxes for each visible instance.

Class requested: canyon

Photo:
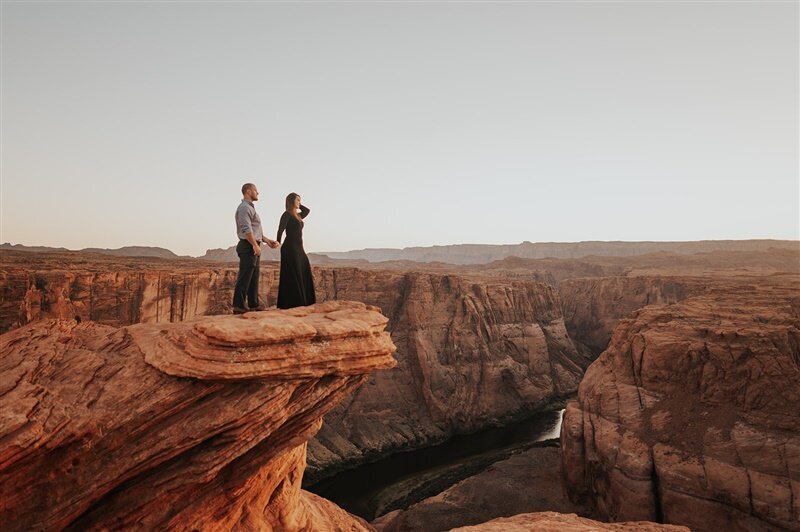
[1,249,590,481]
[1,244,798,530]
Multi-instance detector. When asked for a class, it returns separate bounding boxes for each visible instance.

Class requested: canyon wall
[0,301,395,530]
[0,253,587,481]
[307,268,587,480]
[559,276,705,358]
[560,275,800,531]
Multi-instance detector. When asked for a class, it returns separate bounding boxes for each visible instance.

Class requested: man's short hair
[242,183,256,195]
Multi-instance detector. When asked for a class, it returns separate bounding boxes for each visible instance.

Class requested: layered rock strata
[0,258,247,333]
[559,276,705,358]
[561,276,800,531]
[0,301,395,531]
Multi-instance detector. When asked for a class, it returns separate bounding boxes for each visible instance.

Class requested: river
[305,408,565,521]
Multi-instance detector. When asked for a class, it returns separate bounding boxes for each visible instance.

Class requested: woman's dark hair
[285,192,302,221]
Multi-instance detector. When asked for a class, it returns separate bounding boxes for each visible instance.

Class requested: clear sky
[2,1,798,257]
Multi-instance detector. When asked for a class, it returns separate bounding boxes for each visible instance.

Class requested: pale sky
[2,1,798,257]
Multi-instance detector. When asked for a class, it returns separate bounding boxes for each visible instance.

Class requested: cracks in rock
[732,440,756,517]
[388,274,412,331]
[651,450,665,524]
[627,335,646,410]
[155,273,162,323]
[775,440,795,522]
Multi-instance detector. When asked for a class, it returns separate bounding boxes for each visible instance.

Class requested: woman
[276,193,316,309]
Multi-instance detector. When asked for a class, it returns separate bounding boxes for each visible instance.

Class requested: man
[233,183,280,313]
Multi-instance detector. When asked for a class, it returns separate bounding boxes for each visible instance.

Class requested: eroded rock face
[560,276,800,531]
[0,301,395,531]
[559,276,704,358]
[307,269,586,481]
[0,263,245,332]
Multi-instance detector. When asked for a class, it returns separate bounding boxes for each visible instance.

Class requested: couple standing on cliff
[232,182,316,314]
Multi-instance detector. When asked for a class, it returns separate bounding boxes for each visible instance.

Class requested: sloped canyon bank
[1,244,798,530]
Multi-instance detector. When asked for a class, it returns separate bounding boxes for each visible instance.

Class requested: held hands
[261,239,280,249]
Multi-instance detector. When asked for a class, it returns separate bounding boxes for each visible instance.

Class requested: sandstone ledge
[135,300,396,380]
[0,301,395,530]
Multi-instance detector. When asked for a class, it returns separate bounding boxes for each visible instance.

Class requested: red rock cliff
[559,276,704,358]
[560,275,800,531]
[0,301,396,530]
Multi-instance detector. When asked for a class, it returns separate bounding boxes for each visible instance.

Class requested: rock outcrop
[561,275,800,531]
[0,301,395,530]
[449,512,688,531]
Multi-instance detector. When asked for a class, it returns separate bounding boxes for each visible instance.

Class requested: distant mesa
[1,243,184,259]
[200,245,280,262]
[80,246,182,259]
[315,239,799,265]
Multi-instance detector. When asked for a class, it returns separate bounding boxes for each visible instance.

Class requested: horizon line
[2,237,799,259]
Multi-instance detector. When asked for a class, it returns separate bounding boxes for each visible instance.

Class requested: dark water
[304,409,564,521]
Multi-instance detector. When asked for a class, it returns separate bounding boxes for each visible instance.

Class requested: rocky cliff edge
[0,301,396,531]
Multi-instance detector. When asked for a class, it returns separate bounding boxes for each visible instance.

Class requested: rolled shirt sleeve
[235,201,263,241]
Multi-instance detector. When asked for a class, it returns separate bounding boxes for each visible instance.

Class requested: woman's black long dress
[276,205,316,309]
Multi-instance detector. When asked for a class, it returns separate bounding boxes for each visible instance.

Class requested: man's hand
[265,239,280,249]
[252,244,262,256]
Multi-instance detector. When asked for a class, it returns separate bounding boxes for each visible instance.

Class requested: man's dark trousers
[233,239,260,309]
